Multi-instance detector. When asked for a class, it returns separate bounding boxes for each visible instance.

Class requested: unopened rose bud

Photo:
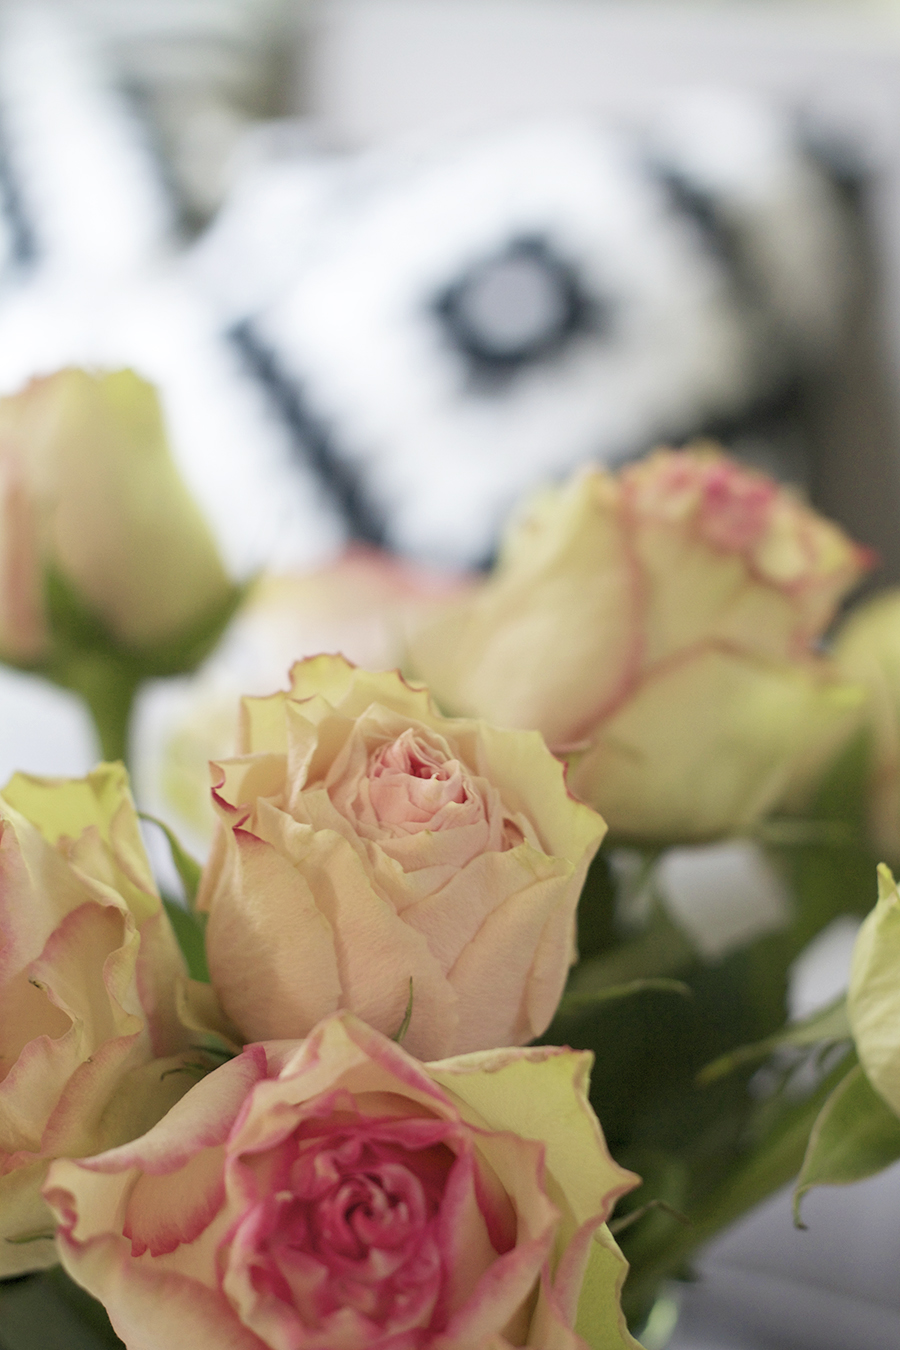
[0,367,234,664]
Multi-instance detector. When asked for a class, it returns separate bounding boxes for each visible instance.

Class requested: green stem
[52,655,139,766]
[85,667,138,765]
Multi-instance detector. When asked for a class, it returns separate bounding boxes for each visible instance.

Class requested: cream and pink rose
[409,446,868,840]
[197,656,605,1059]
[45,1012,641,1350]
[0,763,197,1275]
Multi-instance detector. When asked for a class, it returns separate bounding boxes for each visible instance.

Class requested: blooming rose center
[230,1114,459,1347]
[323,723,527,865]
[365,729,477,832]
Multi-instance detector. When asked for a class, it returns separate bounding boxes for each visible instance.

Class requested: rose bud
[0,764,198,1275]
[409,446,868,841]
[0,366,234,665]
[45,1012,641,1350]
[197,656,606,1059]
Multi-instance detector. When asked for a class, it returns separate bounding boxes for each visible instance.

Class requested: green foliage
[141,813,203,908]
[143,814,209,980]
[558,732,883,1329]
[574,850,621,960]
[615,1048,857,1328]
[699,995,851,1085]
[568,908,696,995]
[556,978,691,1015]
[392,979,415,1043]
[793,1063,900,1225]
[807,729,871,828]
[162,898,209,983]
[0,1268,124,1350]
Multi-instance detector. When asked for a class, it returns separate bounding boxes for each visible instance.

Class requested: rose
[408,446,867,840]
[0,367,233,664]
[45,1011,641,1350]
[197,655,605,1059]
[133,548,473,854]
[0,763,198,1275]
[833,589,900,861]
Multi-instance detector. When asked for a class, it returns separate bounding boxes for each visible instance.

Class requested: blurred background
[2,2,900,1346]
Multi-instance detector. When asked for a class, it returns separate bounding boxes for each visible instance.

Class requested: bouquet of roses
[4,366,900,1350]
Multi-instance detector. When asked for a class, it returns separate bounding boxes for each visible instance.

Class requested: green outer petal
[3,762,132,850]
[575,1228,643,1350]
[429,1046,638,1237]
[848,863,900,1117]
[1,762,157,911]
[793,1061,900,1223]
[429,1046,640,1348]
[431,1042,636,1350]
